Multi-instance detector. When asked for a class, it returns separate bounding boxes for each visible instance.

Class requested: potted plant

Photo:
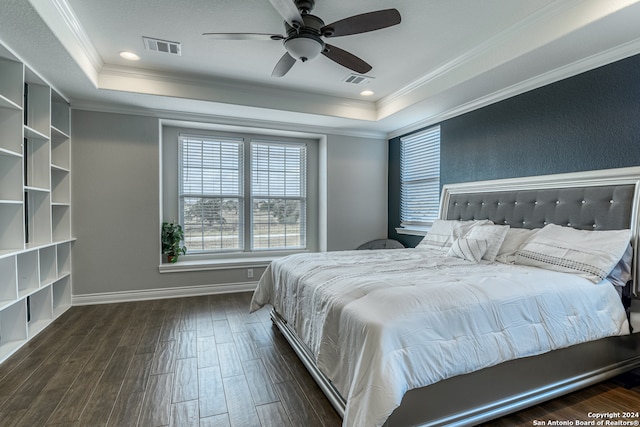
[161,221,187,263]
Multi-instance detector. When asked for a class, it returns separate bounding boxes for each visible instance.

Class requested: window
[251,141,307,250]
[179,135,244,252]
[400,125,441,227]
[178,133,307,254]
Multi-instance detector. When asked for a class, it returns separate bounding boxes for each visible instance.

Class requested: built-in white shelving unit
[0,42,72,364]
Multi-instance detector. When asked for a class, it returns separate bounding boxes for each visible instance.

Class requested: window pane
[252,198,304,249]
[180,136,243,197]
[181,197,243,252]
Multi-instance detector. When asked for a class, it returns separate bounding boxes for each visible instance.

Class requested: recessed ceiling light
[120,51,140,61]
[360,90,375,97]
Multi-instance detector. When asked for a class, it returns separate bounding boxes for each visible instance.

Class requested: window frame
[250,139,308,252]
[399,125,441,231]
[178,134,245,253]
[162,124,319,263]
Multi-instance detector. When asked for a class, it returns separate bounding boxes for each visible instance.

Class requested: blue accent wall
[389,53,640,247]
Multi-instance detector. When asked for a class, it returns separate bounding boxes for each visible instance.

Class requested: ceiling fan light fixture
[284,35,323,62]
[204,3,401,77]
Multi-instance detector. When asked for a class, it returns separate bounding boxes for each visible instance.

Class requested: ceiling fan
[203,0,401,77]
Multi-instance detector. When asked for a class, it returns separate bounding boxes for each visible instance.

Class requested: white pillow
[515,224,631,283]
[465,224,510,262]
[495,228,538,264]
[447,238,489,263]
[417,219,492,250]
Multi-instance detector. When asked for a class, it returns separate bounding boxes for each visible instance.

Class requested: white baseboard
[72,281,258,306]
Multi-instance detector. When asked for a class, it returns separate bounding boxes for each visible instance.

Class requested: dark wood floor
[0,292,639,427]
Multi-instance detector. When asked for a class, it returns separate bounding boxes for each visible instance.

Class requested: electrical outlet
[247,268,254,279]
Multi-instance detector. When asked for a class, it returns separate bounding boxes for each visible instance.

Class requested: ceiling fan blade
[321,9,401,37]
[203,33,284,41]
[322,44,372,74]
[272,52,297,77]
[269,0,304,28]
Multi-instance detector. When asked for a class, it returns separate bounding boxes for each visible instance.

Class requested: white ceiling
[2,0,640,138]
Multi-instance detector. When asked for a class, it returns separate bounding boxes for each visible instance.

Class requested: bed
[250,167,640,427]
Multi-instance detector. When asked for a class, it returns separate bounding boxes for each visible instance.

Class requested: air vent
[343,73,374,85]
[143,37,181,55]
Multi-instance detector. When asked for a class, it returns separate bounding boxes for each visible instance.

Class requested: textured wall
[440,54,640,185]
[389,53,640,247]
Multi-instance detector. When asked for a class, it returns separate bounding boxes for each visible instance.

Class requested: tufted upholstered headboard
[444,185,635,231]
[438,167,640,294]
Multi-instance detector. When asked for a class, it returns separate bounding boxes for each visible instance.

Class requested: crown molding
[377,0,581,120]
[28,0,103,86]
[70,100,387,140]
[97,64,379,123]
[379,0,640,125]
[387,32,640,140]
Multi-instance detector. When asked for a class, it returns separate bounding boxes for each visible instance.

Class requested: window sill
[158,250,311,273]
[159,256,277,274]
[395,225,432,236]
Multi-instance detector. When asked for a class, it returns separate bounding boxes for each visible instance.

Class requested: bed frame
[271,166,640,426]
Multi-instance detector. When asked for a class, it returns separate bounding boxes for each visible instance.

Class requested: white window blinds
[179,135,244,252]
[251,141,307,250]
[400,126,441,226]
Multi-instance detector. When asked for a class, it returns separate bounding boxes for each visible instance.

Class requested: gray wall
[326,134,388,250]
[71,109,387,296]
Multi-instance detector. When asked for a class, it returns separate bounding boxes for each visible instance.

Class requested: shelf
[0,147,22,158]
[56,242,71,277]
[0,240,74,261]
[23,78,50,138]
[51,164,69,173]
[24,190,51,246]
[50,125,69,140]
[0,58,23,108]
[0,94,21,111]
[52,275,71,319]
[0,203,24,252]
[51,128,69,170]
[0,154,23,201]
[39,246,57,286]
[0,107,23,154]
[24,186,49,193]
[0,300,27,362]
[51,167,70,204]
[17,250,39,298]
[52,205,71,242]
[0,42,72,365]
[24,136,50,190]
[51,90,69,136]
[0,249,22,261]
[27,287,52,338]
[23,125,48,141]
[0,256,18,310]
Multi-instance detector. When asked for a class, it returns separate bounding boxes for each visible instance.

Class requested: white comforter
[250,248,629,427]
